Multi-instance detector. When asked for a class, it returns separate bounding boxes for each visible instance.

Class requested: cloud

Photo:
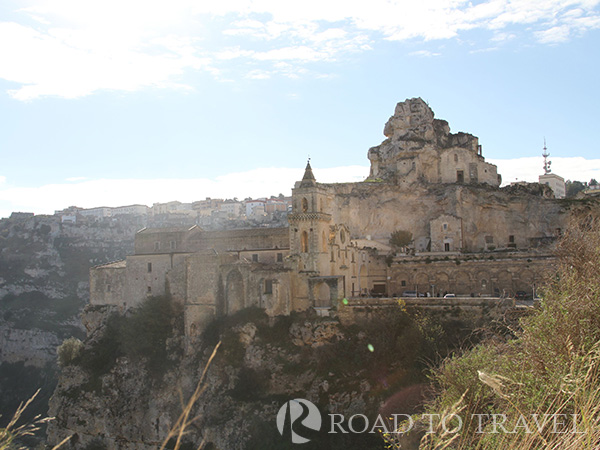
[1,0,598,99]
[409,50,441,57]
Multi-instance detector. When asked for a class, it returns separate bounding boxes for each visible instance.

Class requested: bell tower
[288,160,332,273]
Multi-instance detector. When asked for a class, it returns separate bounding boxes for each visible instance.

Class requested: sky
[1,0,599,218]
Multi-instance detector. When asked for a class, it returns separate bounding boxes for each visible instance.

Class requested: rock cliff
[47,305,490,449]
[0,214,138,425]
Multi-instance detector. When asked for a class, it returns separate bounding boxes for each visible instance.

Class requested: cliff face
[0,214,138,423]
[47,304,503,450]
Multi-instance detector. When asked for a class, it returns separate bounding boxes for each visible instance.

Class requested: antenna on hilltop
[542,138,552,174]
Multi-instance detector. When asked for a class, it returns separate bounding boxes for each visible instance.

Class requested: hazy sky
[1,0,599,217]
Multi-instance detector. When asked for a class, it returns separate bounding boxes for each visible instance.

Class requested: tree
[389,230,412,249]
[566,180,587,198]
[590,178,598,186]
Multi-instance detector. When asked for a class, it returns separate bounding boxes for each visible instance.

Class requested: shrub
[57,337,84,367]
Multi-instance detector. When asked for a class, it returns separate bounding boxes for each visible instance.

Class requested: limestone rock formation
[368,98,495,186]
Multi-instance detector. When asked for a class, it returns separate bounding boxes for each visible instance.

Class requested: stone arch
[496,270,513,297]
[454,271,471,296]
[414,273,429,293]
[314,282,331,307]
[517,269,535,294]
[476,270,492,296]
[302,197,309,212]
[301,230,309,253]
[226,269,245,314]
[435,272,450,296]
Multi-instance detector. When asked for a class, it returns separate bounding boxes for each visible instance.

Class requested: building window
[457,170,464,183]
[147,286,152,294]
[302,197,309,212]
[264,279,273,294]
[443,223,448,231]
[154,242,160,251]
[485,236,494,244]
[301,231,309,253]
[277,253,283,262]
[509,235,515,243]
[444,243,450,252]
[454,154,458,162]
[252,254,259,262]
[147,262,152,273]
[401,280,406,287]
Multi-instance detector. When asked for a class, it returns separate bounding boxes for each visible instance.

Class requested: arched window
[301,231,309,252]
[302,197,309,212]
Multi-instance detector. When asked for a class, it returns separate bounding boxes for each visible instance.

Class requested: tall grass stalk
[0,389,70,450]
[159,342,221,450]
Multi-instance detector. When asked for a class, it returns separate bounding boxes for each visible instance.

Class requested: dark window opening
[444,243,450,252]
[457,170,464,183]
[147,286,152,293]
[264,279,273,295]
[401,280,406,287]
[147,262,152,273]
[509,235,515,243]
[277,253,283,262]
[252,254,258,262]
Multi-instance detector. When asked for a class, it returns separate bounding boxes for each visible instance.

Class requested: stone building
[90,98,596,336]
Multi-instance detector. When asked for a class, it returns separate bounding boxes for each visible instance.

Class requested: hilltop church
[89,98,576,337]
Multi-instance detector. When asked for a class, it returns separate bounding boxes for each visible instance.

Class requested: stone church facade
[90,98,586,336]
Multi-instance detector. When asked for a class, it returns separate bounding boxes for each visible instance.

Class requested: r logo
[276,398,322,444]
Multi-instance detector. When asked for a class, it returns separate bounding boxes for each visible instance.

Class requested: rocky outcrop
[47,307,481,450]
[367,98,497,186]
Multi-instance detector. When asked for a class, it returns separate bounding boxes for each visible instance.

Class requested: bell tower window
[301,231,309,253]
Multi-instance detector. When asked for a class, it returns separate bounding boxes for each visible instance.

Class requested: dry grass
[383,215,600,450]
[0,389,70,450]
[159,342,221,450]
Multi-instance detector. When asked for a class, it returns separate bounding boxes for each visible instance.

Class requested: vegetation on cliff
[394,217,600,449]
[63,295,182,389]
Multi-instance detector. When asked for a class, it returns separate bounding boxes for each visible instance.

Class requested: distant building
[112,205,149,216]
[245,200,266,218]
[538,140,566,199]
[80,207,112,219]
[192,198,223,216]
[219,201,242,218]
[539,173,566,199]
[9,212,35,220]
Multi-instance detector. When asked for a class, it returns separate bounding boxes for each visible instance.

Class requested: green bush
[78,295,179,385]
[57,337,84,367]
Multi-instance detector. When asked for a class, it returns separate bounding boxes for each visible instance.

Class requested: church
[89,98,575,337]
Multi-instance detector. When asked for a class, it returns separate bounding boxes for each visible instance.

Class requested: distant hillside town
[50,195,292,229]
